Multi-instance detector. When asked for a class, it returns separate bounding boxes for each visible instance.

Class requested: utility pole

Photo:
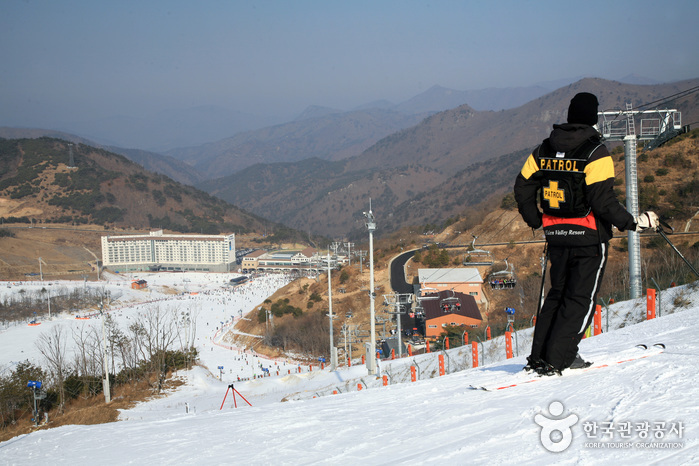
[363,200,377,375]
[598,106,684,299]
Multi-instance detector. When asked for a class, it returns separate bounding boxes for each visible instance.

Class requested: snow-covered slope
[1,274,697,464]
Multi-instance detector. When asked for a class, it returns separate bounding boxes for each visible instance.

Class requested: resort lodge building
[101,230,235,273]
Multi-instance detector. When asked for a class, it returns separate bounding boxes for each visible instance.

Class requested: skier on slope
[513,92,659,376]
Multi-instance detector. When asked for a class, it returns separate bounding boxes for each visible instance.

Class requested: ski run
[1,272,698,464]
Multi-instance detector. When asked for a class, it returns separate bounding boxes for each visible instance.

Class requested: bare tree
[36,325,69,409]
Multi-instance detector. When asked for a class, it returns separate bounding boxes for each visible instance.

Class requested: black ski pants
[530,243,608,370]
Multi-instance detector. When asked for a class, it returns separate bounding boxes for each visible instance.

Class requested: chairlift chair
[488,259,517,290]
[440,289,462,313]
[464,235,494,266]
[417,286,440,301]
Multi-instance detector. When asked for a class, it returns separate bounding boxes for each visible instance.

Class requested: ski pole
[536,244,548,317]
[655,219,699,278]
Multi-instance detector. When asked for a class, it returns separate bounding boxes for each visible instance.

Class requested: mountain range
[2,75,697,239]
[198,77,699,238]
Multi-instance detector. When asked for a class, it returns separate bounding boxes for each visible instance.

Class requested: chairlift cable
[633,85,699,111]
[600,85,699,123]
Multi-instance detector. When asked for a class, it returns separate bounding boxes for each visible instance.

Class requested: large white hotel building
[101,230,235,273]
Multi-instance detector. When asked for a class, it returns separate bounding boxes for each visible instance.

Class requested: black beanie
[567,92,599,126]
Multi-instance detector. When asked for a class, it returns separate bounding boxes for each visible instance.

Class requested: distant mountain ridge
[163,83,560,176]
[0,127,204,186]
[199,77,699,238]
[165,108,433,178]
[0,137,277,237]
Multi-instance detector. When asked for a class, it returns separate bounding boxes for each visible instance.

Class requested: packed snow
[0,272,697,464]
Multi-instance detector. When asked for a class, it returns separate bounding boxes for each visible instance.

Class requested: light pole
[99,300,111,403]
[364,201,377,375]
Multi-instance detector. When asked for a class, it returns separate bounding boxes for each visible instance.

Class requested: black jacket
[514,123,635,246]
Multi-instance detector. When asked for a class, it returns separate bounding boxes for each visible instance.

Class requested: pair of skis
[468,343,665,392]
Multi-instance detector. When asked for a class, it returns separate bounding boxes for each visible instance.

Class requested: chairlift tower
[356,250,367,273]
[330,242,342,256]
[326,249,337,370]
[598,105,683,299]
[383,292,413,358]
[344,242,355,266]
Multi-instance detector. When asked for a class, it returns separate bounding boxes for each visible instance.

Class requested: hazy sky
[2,0,698,127]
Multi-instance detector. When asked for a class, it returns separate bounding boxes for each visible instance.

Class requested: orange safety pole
[410,365,417,382]
[391,348,395,360]
[532,316,537,326]
[426,341,431,353]
[333,390,338,395]
[309,365,313,372]
[463,332,468,346]
[321,362,324,370]
[594,305,602,336]
[357,383,362,391]
[472,341,479,368]
[506,330,514,356]
[382,375,388,386]
[486,326,491,340]
[348,357,352,367]
[438,354,445,376]
[362,354,365,365]
[647,288,656,320]
[219,385,231,410]
[445,338,450,350]
[408,344,413,356]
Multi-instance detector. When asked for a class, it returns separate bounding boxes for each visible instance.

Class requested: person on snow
[513,92,659,376]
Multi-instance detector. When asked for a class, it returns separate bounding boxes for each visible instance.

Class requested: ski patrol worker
[513,92,659,375]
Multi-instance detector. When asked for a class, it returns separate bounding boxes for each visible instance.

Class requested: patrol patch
[543,181,565,208]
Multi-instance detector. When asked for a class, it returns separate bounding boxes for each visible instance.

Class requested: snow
[1,273,698,464]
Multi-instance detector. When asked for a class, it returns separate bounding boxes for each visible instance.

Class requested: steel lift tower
[598,105,685,299]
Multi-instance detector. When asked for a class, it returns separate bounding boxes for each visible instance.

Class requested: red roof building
[421,290,482,339]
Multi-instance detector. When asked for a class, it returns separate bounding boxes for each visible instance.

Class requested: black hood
[547,123,600,153]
